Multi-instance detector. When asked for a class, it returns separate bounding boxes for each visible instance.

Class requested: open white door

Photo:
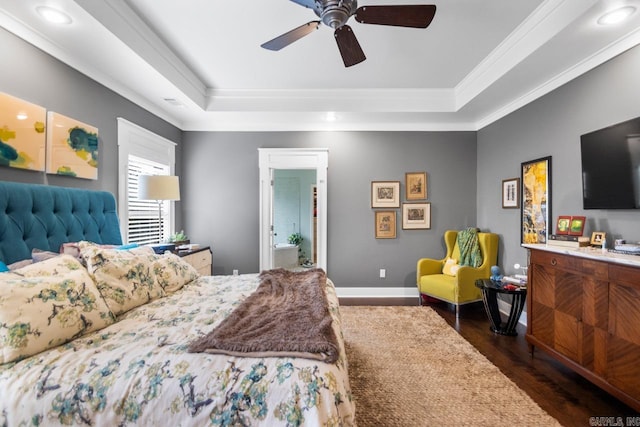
[259,148,328,272]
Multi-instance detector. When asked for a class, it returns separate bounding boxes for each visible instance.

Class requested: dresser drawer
[530,250,581,271]
[180,248,212,275]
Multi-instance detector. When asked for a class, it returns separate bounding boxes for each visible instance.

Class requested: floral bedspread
[0,274,355,426]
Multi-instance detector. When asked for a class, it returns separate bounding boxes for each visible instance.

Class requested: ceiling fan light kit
[261,0,436,67]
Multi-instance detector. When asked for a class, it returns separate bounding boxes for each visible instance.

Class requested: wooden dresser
[524,244,640,412]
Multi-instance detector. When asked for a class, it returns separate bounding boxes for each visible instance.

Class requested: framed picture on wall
[405,172,427,200]
[402,203,431,230]
[371,181,400,208]
[501,178,520,208]
[521,156,552,244]
[375,211,396,239]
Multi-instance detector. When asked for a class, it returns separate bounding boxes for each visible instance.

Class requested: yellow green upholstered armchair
[417,229,499,317]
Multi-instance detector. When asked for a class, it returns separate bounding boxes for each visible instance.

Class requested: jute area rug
[340,306,562,426]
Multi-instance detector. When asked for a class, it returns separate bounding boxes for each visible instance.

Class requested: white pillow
[442,257,460,276]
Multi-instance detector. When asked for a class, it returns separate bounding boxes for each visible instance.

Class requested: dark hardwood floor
[339,297,639,427]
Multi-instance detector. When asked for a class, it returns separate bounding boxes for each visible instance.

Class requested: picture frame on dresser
[521,156,552,244]
[569,216,586,236]
[556,215,571,235]
[590,231,605,246]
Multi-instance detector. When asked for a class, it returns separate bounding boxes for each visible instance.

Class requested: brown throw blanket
[187,268,340,363]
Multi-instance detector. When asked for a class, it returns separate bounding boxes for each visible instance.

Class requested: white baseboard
[497,298,528,327]
[336,287,419,299]
[336,287,528,327]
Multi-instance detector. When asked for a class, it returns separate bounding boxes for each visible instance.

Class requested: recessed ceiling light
[597,6,636,25]
[325,112,337,122]
[36,6,73,25]
[16,113,28,120]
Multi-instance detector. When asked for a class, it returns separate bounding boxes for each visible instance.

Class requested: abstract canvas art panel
[46,112,98,179]
[0,92,46,171]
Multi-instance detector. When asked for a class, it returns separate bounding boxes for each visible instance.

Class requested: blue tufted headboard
[0,181,122,264]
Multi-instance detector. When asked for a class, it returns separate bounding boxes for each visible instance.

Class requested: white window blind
[127,156,170,244]
[117,118,176,244]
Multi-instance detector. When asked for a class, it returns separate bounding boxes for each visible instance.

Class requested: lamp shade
[138,175,180,201]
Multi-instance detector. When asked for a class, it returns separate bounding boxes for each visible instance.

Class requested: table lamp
[138,175,180,243]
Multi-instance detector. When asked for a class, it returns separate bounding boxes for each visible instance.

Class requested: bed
[0,182,355,426]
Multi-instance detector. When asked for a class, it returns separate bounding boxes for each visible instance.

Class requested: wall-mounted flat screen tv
[580,116,640,209]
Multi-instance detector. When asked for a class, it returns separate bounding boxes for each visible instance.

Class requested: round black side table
[475,279,527,336]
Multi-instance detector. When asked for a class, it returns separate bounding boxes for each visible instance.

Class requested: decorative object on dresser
[138,175,181,244]
[555,215,571,234]
[524,245,640,412]
[178,246,212,275]
[590,231,606,246]
[568,215,586,236]
[548,234,590,248]
[501,177,520,208]
[521,156,551,244]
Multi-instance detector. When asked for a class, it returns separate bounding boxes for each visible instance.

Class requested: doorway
[258,148,328,271]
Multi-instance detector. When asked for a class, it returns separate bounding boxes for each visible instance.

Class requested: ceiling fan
[261,0,436,67]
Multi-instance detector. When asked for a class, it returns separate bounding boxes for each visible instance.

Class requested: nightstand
[178,246,212,275]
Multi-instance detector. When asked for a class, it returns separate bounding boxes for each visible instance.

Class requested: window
[117,118,176,244]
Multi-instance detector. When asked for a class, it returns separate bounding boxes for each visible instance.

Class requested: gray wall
[0,28,182,221]
[477,44,640,278]
[182,131,478,287]
[4,23,639,293]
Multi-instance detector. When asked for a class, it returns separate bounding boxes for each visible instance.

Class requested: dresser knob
[551,258,557,266]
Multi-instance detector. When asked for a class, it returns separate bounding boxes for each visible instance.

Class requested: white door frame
[259,148,328,272]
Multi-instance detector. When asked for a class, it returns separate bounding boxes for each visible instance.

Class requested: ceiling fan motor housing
[315,0,358,28]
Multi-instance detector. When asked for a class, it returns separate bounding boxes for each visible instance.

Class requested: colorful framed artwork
[569,216,586,236]
[502,178,520,208]
[521,156,552,244]
[371,181,400,208]
[405,172,427,200]
[46,112,99,180]
[555,215,571,235]
[375,211,396,239]
[402,203,431,230]
[0,92,46,171]
[590,231,606,246]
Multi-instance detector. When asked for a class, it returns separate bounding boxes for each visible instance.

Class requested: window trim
[117,118,176,244]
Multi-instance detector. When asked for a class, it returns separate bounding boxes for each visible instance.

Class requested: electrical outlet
[233,269,239,276]
[379,269,386,279]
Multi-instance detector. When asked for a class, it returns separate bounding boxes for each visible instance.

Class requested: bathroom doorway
[258,148,328,271]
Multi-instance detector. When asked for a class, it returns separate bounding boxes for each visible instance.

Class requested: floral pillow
[80,243,199,315]
[0,266,115,364]
[13,254,86,277]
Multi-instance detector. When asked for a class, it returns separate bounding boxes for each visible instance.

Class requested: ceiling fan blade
[261,21,321,51]
[355,5,436,28]
[290,0,318,10]
[334,25,366,67]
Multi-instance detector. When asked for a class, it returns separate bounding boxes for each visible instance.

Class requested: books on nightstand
[547,234,590,248]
